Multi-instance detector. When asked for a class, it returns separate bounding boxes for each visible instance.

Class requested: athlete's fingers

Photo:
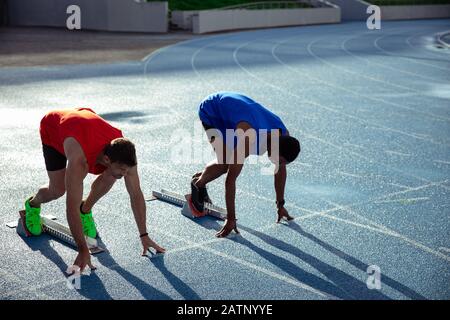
[216,226,231,238]
[152,244,166,253]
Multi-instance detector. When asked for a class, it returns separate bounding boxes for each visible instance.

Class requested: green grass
[147,0,311,11]
[368,0,450,5]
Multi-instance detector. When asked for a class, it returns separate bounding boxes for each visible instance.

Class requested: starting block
[6,210,105,255]
[147,189,227,221]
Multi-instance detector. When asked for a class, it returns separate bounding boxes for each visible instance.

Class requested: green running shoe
[25,197,42,236]
[80,209,97,238]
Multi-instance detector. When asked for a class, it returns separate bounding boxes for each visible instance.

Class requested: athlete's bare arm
[125,166,165,255]
[63,137,95,272]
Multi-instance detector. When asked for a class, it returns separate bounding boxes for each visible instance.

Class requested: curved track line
[310,37,450,122]
[350,29,445,82]
[374,31,450,72]
[271,35,450,146]
[340,30,437,93]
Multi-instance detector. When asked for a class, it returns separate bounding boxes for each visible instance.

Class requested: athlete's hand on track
[72,248,96,273]
[216,219,239,238]
[277,207,294,223]
[141,235,166,256]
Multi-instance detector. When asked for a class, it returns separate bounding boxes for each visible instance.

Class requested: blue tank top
[198,92,287,155]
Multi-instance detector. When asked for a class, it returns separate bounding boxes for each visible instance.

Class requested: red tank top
[39,108,123,174]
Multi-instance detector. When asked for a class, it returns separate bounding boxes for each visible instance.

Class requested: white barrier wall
[192,7,341,34]
[171,10,197,30]
[328,0,450,21]
[7,0,168,33]
[327,0,370,20]
[381,5,450,20]
[106,0,168,33]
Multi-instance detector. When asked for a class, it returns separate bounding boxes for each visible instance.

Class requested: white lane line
[142,34,229,123]
[140,35,206,62]
[301,133,430,184]
[336,171,364,179]
[160,231,337,299]
[290,164,414,190]
[433,160,450,165]
[310,38,450,123]
[288,179,449,264]
[142,47,186,123]
[318,212,450,263]
[200,244,335,299]
[341,27,450,95]
[270,36,450,146]
[241,189,320,216]
[318,213,389,234]
[301,25,450,107]
[388,182,412,190]
[374,44,444,81]
[343,143,366,149]
[411,133,432,139]
[405,32,450,59]
[373,197,429,204]
[191,40,224,85]
[348,28,447,81]
[341,28,450,87]
[310,192,450,263]
[141,34,218,64]
[320,180,447,215]
[438,247,450,253]
[374,32,450,72]
[384,150,411,157]
[367,126,446,145]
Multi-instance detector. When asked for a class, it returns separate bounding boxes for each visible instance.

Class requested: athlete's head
[275,136,301,166]
[103,138,137,179]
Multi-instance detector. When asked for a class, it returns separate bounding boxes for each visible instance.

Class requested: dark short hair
[202,121,215,131]
[279,136,300,163]
[104,138,137,167]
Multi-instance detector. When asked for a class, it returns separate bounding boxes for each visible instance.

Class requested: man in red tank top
[24,108,165,272]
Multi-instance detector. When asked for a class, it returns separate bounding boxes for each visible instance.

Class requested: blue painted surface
[0,20,449,300]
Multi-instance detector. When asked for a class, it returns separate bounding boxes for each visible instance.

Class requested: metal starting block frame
[148,189,227,221]
[6,210,105,255]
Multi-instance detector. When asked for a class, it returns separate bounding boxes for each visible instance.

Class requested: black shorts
[42,144,67,171]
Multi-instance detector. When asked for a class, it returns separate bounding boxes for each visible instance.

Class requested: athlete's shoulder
[75,107,97,114]
[216,91,247,99]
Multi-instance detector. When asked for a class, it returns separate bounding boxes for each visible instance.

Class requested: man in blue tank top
[190,92,301,237]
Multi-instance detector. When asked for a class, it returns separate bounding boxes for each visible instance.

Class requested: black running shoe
[190,179,204,213]
[203,187,212,204]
